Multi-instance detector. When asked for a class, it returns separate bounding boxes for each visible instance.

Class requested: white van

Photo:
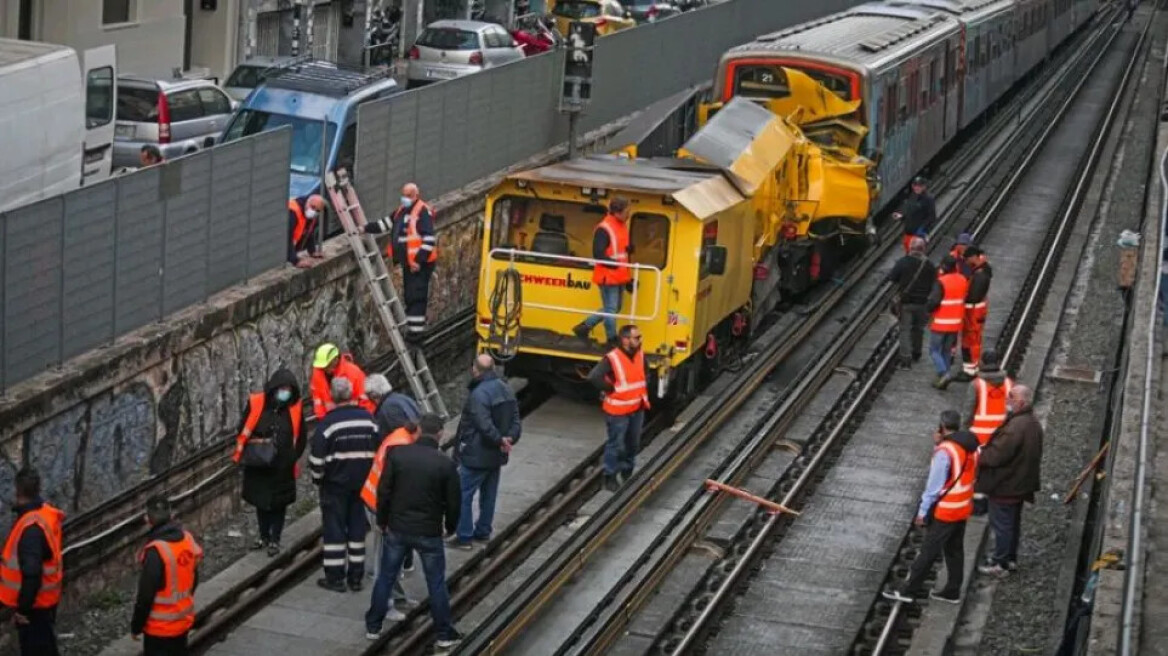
[0,39,117,214]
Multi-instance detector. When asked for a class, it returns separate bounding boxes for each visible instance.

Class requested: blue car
[219,60,402,200]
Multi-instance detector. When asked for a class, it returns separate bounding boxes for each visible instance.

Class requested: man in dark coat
[449,354,521,550]
[977,384,1044,575]
[237,368,307,556]
[893,176,936,253]
[884,236,936,368]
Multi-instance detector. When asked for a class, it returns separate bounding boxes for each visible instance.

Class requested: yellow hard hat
[313,343,340,369]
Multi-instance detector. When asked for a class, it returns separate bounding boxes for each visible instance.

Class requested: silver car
[406,20,525,89]
[113,76,237,168]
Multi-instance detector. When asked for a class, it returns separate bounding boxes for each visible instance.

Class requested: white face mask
[305,209,319,219]
[1006,404,1015,414]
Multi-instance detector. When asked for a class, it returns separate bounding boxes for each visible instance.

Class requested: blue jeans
[929,330,958,377]
[604,410,644,475]
[457,465,500,543]
[582,284,623,342]
[365,531,457,639]
[988,500,1023,566]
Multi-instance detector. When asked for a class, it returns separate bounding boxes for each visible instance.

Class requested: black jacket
[8,500,52,614]
[238,368,307,511]
[376,436,461,537]
[310,405,379,491]
[455,372,522,470]
[374,392,421,437]
[976,406,1044,501]
[899,192,936,236]
[365,201,436,265]
[885,254,936,305]
[966,262,993,305]
[131,522,199,636]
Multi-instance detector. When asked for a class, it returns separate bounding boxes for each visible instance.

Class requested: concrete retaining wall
[0,119,629,531]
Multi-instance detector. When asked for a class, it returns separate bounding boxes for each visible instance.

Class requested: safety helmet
[956,232,973,246]
[979,349,1001,371]
[912,175,928,187]
[313,343,340,369]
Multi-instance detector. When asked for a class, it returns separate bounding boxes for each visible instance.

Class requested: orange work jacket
[232,392,304,475]
[592,215,632,286]
[310,354,375,417]
[601,348,650,416]
[140,531,202,638]
[0,504,64,609]
[930,272,968,333]
[932,441,978,522]
[361,427,418,512]
[288,199,307,246]
[970,377,1014,446]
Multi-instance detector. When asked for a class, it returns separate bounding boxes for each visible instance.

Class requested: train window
[489,195,614,269]
[885,81,898,129]
[699,221,719,280]
[732,65,790,100]
[629,213,670,270]
[929,60,939,103]
[919,69,928,109]
[897,77,908,122]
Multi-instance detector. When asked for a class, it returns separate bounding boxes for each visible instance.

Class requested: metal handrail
[484,247,664,322]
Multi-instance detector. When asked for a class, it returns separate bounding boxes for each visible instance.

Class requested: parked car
[222,55,325,101]
[113,76,236,169]
[549,0,636,37]
[406,20,525,89]
[619,0,681,23]
[219,60,401,200]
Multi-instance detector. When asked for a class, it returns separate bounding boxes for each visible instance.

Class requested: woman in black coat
[236,367,307,555]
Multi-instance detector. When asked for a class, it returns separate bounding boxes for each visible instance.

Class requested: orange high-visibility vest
[232,392,304,474]
[932,441,977,522]
[361,427,418,512]
[592,215,632,286]
[310,354,375,417]
[601,348,650,416]
[389,201,438,267]
[0,504,64,609]
[289,199,307,246]
[971,376,1014,446]
[140,531,202,638]
[930,272,968,333]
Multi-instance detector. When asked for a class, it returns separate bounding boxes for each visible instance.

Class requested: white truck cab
[0,39,117,214]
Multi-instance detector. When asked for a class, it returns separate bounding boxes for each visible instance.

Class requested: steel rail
[872,8,1148,655]
[1118,65,1168,656]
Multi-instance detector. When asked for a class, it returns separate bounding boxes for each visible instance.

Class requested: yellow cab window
[489,195,609,269]
[629,213,669,270]
[699,220,718,279]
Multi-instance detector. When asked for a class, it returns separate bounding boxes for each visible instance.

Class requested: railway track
[146,7,1122,656]
[438,6,1131,656]
[858,7,1155,656]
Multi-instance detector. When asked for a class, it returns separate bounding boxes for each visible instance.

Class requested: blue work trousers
[604,410,644,476]
[365,531,457,640]
[929,331,958,377]
[457,465,501,543]
[988,500,1023,567]
[583,284,623,342]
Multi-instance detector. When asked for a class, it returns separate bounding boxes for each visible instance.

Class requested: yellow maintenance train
[476,69,877,399]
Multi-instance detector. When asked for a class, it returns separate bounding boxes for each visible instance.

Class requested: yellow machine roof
[508,155,746,220]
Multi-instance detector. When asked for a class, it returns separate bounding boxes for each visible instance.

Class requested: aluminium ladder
[324,169,449,420]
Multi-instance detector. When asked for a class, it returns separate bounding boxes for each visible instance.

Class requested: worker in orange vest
[929,256,969,389]
[575,196,634,346]
[0,468,64,656]
[883,410,978,604]
[588,324,650,491]
[363,422,420,620]
[232,368,306,556]
[365,182,438,342]
[957,246,993,380]
[311,343,375,417]
[131,496,203,655]
[288,194,326,268]
[963,350,1014,446]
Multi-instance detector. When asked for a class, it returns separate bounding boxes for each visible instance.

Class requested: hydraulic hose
[488,266,523,360]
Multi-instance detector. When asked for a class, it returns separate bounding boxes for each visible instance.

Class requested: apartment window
[103,0,133,25]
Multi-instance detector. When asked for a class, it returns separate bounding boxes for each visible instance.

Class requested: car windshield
[622,0,656,7]
[225,65,265,89]
[553,0,602,18]
[117,86,160,122]
[416,28,480,50]
[222,109,338,177]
